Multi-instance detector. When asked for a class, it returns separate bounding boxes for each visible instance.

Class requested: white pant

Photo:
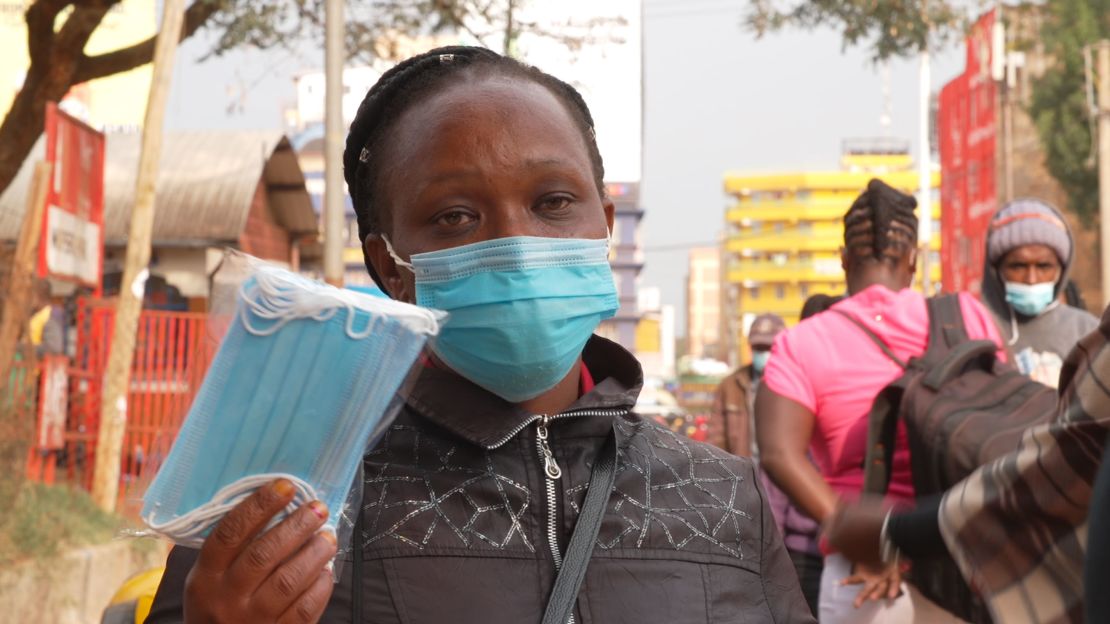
[819,554,967,623]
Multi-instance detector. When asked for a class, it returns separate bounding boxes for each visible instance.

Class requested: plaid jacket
[939,304,1110,624]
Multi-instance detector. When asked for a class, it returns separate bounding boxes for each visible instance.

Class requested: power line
[642,241,719,253]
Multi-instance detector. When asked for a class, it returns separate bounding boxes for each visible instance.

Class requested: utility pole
[0,162,50,399]
[92,0,185,511]
[1098,41,1110,309]
[918,44,933,295]
[323,0,345,287]
[0,161,49,504]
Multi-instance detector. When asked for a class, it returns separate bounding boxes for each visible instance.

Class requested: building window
[749,287,760,300]
[800,284,810,298]
[775,285,786,300]
[773,222,784,234]
[798,221,813,234]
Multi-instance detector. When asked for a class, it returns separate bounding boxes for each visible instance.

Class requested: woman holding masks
[146,47,811,624]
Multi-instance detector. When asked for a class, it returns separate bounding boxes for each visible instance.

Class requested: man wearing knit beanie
[981,198,1099,387]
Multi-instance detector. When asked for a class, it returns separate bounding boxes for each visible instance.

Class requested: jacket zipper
[536,413,573,624]
[532,409,625,624]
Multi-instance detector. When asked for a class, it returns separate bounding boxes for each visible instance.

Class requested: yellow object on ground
[102,567,164,624]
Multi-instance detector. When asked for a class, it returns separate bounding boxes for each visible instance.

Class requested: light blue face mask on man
[141,265,443,547]
[1004,281,1057,317]
[751,350,771,373]
[384,235,619,403]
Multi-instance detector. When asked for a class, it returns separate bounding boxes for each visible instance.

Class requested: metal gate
[25,299,215,516]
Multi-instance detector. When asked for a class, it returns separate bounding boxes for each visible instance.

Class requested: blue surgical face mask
[1004,280,1057,317]
[751,350,771,373]
[142,266,442,547]
[385,235,619,403]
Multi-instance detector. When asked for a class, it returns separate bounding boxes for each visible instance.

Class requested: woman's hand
[183,478,338,623]
[842,560,903,608]
[823,499,889,565]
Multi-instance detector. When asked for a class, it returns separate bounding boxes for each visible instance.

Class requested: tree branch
[25,0,70,67]
[55,4,116,55]
[72,0,219,84]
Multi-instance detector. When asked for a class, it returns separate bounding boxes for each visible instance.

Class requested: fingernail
[308,500,329,520]
[272,478,295,497]
[319,530,337,546]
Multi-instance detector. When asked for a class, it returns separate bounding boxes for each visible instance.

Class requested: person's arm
[709,377,751,456]
[727,395,751,458]
[707,384,729,451]
[754,384,838,524]
[822,496,946,565]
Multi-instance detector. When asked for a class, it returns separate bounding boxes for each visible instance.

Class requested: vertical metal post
[918,46,933,294]
[1097,42,1110,308]
[323,0,345,287]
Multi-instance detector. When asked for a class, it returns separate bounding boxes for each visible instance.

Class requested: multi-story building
[721,139,941,363]
[596,181,645,350]
[685,247,721,361]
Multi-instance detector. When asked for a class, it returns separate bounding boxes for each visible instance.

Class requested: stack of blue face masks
[141,264,443,547]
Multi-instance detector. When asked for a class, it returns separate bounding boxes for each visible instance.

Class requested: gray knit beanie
[986,198,1071,266]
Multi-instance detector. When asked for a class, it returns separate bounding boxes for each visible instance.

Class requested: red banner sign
[939,9,997,296]
[39,103,105,293]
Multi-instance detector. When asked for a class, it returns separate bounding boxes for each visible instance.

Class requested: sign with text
[938,10,997,296]
[39,103,105,292]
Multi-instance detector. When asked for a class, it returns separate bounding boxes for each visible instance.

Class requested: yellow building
[722,140,941,363]
[0,1,155,128]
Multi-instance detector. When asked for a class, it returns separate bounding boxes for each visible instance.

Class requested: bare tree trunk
[0,0,218,197]
[0,71,72,197]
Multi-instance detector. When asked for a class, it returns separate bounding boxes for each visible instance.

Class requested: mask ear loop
[381,234,415,273]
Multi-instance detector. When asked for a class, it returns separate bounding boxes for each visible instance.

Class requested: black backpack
[836,294,1058,623]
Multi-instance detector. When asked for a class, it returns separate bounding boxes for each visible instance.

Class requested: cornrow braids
[342,45,607,288]
[843,178,919,262]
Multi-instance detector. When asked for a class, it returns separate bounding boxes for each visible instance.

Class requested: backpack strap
[861,381,907,496]
[830,308,909,495]
[925,294,970,355]
[832,310,909,369]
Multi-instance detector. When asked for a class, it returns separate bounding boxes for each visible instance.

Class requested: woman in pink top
[756,180,1006,623]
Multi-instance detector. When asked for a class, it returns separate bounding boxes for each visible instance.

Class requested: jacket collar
[400,335,643,449]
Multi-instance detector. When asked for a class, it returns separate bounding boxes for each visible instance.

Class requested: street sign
[39,103,105,292]
[939,9,997,296]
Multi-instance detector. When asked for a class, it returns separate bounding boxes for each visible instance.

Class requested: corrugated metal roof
[0,130,317,245]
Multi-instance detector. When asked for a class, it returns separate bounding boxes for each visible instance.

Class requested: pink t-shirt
[762,285,1006,503]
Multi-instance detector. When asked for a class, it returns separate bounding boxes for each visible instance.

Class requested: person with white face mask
[981,198,1099,388]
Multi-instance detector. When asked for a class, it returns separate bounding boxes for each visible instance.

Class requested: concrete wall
[0,540,168,624]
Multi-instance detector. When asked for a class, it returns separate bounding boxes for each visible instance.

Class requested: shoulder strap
[926,294,970,354]
[542,430,618,624]
[352,485,364,623]
[832,309,909,369]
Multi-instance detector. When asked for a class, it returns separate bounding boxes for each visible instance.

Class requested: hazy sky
[166,1,967,333]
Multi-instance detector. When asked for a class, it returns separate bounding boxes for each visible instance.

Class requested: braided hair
[843,178,919,264]
[342,45,607,287]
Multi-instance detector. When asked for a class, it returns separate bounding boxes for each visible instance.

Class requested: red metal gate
[25,299,215,516]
